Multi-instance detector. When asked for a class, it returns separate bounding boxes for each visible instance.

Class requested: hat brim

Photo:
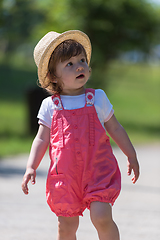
[37,30,91,84]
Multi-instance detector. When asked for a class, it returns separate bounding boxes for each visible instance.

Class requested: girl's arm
[22,124,50,194]
[104,114,140,183]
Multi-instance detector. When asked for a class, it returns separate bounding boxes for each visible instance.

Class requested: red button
[77,151,81,155]
[88,94,93,100]
[54,99,59,106]
[72,111,75,116]
[75,138,79,142]
[74,124,78,129]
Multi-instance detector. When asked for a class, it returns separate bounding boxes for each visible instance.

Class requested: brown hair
[39,39,88,94]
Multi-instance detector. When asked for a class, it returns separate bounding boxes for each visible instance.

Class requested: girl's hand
[127,157,140,184]
[21,168,36,194]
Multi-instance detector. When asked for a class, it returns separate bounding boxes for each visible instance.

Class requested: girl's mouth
[76,74,85,79]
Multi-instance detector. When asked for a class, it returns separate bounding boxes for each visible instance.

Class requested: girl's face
[55,53,90,95]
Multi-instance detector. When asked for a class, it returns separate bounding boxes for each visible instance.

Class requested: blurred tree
[70,0,160,60]
[30,0,84,41]
[69,0,160,88]
[0,0,45,58]
[1,0,160,59]
[0,0,160,87]
[27,0,160,88]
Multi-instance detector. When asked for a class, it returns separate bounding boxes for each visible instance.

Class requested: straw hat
[34,30,92,84]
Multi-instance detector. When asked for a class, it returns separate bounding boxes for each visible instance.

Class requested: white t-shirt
[37,89,114,129]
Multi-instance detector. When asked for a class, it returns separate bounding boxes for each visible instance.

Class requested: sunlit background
[148,0,160,4]
[0,0,160,157]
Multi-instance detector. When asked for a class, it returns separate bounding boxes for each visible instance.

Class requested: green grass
[0,101,33,158]
[106,61,160,144]
[0,61,160,157]
[0,136,32,157]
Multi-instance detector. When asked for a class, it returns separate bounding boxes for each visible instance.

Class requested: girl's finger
[127,163,132,176]
[31,174,36,185]
[21,174,31,194]
[21,180,29,194]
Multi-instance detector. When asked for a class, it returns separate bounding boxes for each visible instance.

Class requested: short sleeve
[94,89,114,124]
[37,96,54,128]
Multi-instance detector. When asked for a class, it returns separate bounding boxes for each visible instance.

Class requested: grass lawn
[106,61,160,144]
[0,101,33,157]
[0,61,160,157]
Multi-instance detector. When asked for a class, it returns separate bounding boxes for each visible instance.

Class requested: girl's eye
[66,62,73,67]
[80,58,86,63]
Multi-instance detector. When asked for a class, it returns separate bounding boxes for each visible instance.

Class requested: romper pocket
[46,174,68,205]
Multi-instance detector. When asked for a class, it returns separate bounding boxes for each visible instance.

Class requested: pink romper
[46,88,121,217]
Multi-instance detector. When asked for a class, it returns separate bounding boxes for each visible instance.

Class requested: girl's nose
[76,64,84,71]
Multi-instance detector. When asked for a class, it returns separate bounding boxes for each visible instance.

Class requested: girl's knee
[90,202,113,229]
[58,216,79,237]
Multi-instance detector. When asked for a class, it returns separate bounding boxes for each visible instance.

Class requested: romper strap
[52,94,64,148]
[85,88,95,106]
[85,89,95,146]
[51,94,63,110]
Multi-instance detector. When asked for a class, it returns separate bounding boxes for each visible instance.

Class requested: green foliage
[0,0,45,56]
[1,0,160,58]
[70,0,160,60]
[69,0,160,88]
[32,0,73,35]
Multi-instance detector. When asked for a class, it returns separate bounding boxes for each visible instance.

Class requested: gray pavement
[0,143,160,240]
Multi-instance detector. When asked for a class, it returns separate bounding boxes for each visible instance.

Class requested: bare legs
[57,202,120,240]
[57,216,79,240]
[90,202,120,240]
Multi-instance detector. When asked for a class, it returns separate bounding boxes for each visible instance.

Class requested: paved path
[0,143,160,240]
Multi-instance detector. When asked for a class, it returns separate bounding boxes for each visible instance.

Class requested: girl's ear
[89,67,92,76]
[52,79,57,83]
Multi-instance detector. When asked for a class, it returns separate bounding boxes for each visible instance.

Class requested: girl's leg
[57,216,79,240]
[90,202,120,240]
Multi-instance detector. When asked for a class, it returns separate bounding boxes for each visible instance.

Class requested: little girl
[22,30,139,240]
